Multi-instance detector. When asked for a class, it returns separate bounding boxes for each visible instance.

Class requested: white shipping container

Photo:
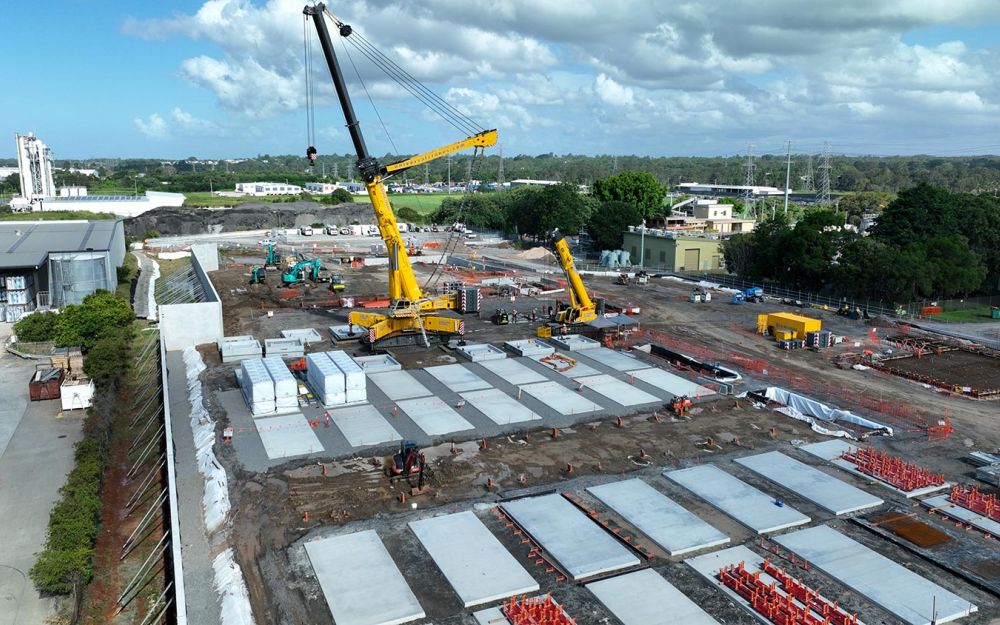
[240,359,276,415]
[262,357,298,411]
[327,351,366,391]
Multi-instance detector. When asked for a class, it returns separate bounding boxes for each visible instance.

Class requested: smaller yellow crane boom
[551,233,597,324]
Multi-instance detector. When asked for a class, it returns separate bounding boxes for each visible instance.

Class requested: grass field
[181,190,450,215]
[0,210,116,221]
[934,306,1000,323]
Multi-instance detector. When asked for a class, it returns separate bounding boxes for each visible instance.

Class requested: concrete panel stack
[262,357,298,413]
[306,352,345,406]
[219,335,263,363]
[240,359,275,415]
[264,337,305,358]
[328,350,367,403]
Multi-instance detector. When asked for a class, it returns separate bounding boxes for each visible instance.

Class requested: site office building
[0,220,126,319]
[622,228,726,272]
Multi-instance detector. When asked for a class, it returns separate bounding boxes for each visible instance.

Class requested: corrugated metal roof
[0,220,121,269]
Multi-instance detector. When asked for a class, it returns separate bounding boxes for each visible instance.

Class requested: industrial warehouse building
[622,228,725,272]
[0,219,126,320]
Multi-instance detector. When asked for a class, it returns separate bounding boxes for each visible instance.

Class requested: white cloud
[171,108,221,134]
[134,113,169,139]
[594,74,635,107]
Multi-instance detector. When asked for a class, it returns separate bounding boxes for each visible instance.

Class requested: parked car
[258,238,275,246]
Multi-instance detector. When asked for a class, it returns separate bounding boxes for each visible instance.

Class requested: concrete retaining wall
[160,251,223,351]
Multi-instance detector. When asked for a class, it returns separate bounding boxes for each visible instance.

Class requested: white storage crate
[240,359,276,415]
[306,352,345,406]
[327,351,366,391]
[262,357,298,412]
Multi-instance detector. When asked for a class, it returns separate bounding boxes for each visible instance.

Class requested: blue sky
[3,0,1000,160]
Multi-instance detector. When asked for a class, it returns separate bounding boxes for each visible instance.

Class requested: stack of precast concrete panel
[240,359,275,415]
[307,352,345,407]
[263,356,298,413]
[219,335,263,363]
[328,351,367,403]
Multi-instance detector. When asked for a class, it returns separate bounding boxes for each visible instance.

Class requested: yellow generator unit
[760,312,821,340]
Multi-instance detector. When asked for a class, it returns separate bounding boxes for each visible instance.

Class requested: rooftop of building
[0,219,122,269]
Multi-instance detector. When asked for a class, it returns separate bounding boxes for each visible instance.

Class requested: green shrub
[331,188,354,204]
[13,311,60,342]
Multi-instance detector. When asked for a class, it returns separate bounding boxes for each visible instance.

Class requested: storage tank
[262,357,298,413]
[599,250,611,267]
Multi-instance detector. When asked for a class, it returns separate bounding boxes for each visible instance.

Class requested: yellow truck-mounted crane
[551,233,597,324]
[304,4,497,347]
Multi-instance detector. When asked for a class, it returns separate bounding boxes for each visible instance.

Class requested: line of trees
[721,183,1000,303]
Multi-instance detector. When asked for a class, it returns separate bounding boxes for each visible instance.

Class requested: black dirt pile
[125,201,375,237]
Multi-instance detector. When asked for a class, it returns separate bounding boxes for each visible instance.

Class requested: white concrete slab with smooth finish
[922,494,1000,538]
[587,478,729,556]
[686,545,868,625]
[775,525,976,625]
[368,370,432,400]
[409,511,539,607]
[579,347,651,372]
[396,397,476,436]
[665,464,811,534]
[574,374,660,406]
[501,493,640,580]
[460,388,541,425]
[477,358,548,385]
[518,381,604,416]
[735,451,884,515]
[426,363,492,392]
[255,413,323,459]
[586,568,720,625]
[304,529,425,625]
[331,404,403,447]
[799,439,951,498]
[630,367,714,398]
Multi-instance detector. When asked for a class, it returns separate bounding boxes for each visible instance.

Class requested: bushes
[29,437,107,595]
[13,311,60,342]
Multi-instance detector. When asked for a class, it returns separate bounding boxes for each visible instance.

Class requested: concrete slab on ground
[548,334,601,351]
[665,464,811,534]
[500,493,640,580]
[456,343,507,362]
[687,545,866,625]
[587,478,729,556]
[505,339,554,357]
[574,374,660,407]
[426,363,492,392]
[330,404,402,447]
[255,413,324,459]
[735,451,884,515]
[409,510,539,607]
[305,530,425,625]
[368,370,432,401]
[799,439,951,498]
[629,368,715,398]
[460,388,541,425]
[396,397,475,436]
[519,381,604,416]
[775,525,976,625]
[922,494,1000,538]
[477,358,548,385]
[330,324,367,341]
[579,347,651,372]
[352,354,402,373]
[586,568,720,625]
[532,355,602,379]
[472,606,507,625]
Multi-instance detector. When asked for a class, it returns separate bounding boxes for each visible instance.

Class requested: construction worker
[671,395,692,417]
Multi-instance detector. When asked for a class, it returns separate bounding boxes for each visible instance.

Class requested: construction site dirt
[196,251,1000,625]
[876,348,1000,397]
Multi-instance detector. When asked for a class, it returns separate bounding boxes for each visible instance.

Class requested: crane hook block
[306,146,318,166]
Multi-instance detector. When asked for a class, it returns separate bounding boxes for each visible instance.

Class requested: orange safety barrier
[840,447,944,492]
[503,594,576,625]
[718,560,858,625]
[950,485,1000,523]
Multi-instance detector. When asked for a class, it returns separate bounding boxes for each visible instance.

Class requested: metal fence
[910,294,998,312]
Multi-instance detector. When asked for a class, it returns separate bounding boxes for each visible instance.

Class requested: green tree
[13,311,60,342]
[591,171,665,220]
[508,184,595,239]
[331,188,354,204]
[396,206,422,224]
[83,331,133,385]
[720,233,756,278]
[587,200,644,251]
[54,291,134,349]
[924,235,987,297]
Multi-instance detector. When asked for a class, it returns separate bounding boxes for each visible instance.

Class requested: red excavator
[387,440,428,495]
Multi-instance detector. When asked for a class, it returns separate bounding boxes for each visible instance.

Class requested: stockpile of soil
[125,201,375,237]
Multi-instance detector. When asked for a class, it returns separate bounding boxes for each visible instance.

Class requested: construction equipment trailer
[304,4,497,348]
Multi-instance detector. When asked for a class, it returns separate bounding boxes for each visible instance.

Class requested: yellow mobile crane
[551,232,597,324]
[304,4,497,347]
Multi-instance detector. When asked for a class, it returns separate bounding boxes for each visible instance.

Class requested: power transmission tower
[424,164,430,185]
[742,144,756,219]
[497,145,505,191]
[612,155,618,174]
[818,142,832,205]
[333,162,338,180]
[805,154,815,192]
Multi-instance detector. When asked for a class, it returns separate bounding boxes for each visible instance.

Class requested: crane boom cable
[339,37,400,157]
[302,15,316,147]
[339,33,480,137]
[320,9,483,135]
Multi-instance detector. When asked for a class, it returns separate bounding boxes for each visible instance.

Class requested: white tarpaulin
[763,387,893,437]
[184,346,231,533]
[213,548,256,625]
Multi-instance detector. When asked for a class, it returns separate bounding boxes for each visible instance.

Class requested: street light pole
[639,223,645,269]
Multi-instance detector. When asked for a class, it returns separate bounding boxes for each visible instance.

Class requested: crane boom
[551,234,597,324]
[304,3,496,346]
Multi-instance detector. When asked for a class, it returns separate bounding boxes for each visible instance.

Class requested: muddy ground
[881,348,1000,393]
[201,254,1000,625]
